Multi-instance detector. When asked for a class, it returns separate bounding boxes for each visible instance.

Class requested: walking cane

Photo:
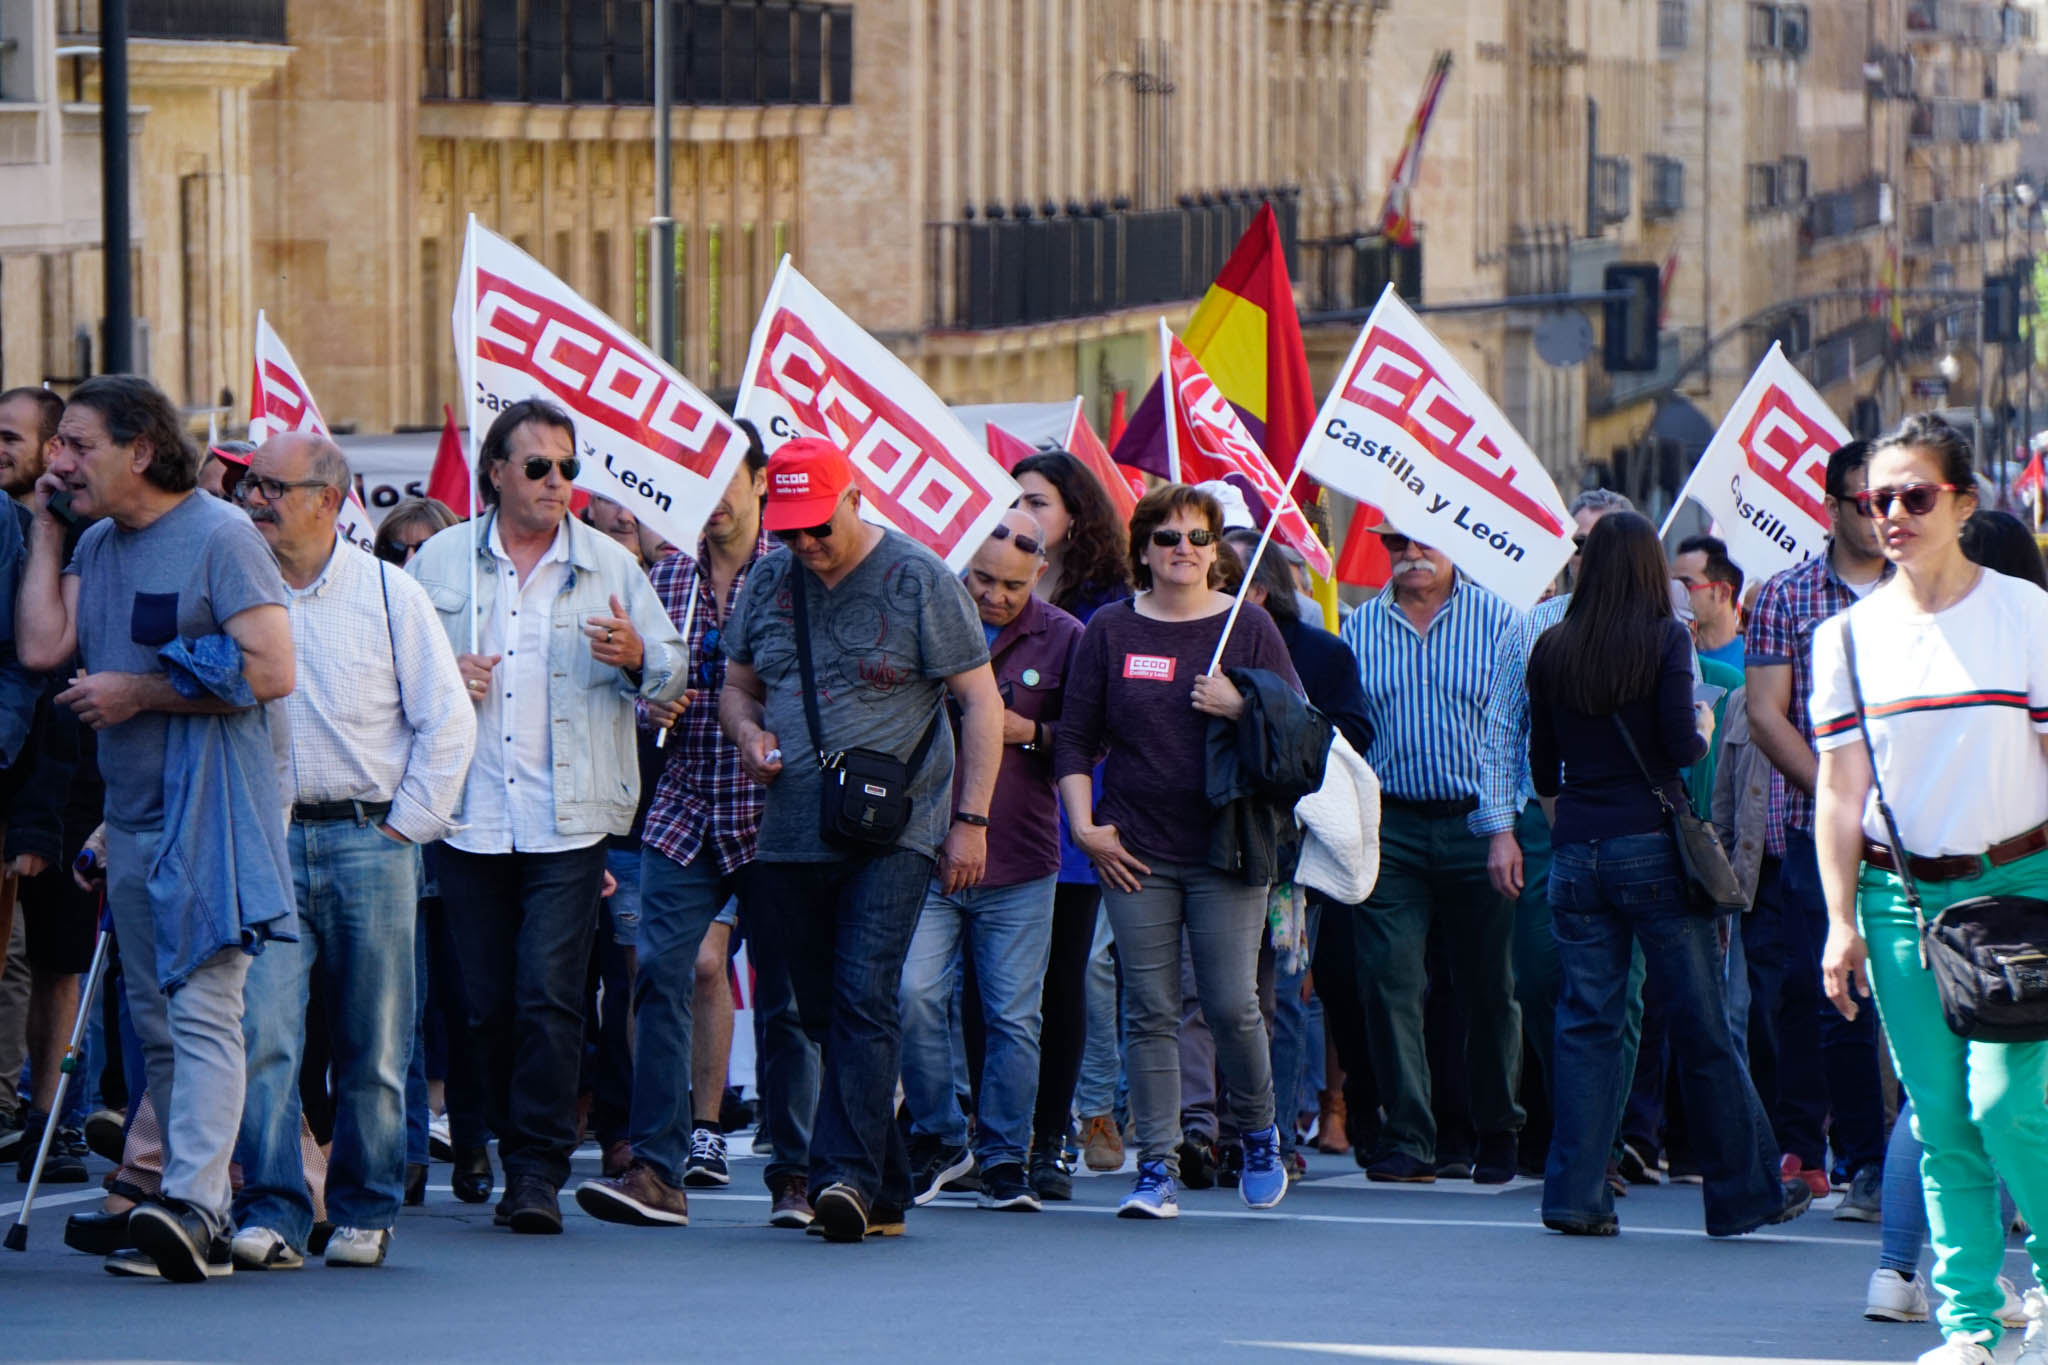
[5,896,113,1252]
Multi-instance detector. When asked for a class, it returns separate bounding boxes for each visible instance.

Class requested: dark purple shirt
[957,594,1085,887]
[1055,599,1299,866]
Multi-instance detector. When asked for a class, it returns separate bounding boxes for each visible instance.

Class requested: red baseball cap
[763,438,856,532]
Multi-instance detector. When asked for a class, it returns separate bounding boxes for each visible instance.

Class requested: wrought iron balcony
[58,0,287,43]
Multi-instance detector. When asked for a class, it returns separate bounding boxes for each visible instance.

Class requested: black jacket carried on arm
[1204,667,1333,886]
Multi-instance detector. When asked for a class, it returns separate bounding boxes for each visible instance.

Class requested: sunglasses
[520,456,581,482]
[1149,528,1217,549]
[1571,534,1589,551]
[1852,482,1957,519]
[989,523,1043,555]
[773,520,835,544]
[232,475,330,505]
[1379,534,1432,556]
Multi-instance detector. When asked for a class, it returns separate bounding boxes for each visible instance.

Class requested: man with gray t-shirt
[18,375,296,1282]
[719,437,1003,1243]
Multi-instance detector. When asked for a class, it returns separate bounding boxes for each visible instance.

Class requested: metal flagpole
[1204,458,1313,675]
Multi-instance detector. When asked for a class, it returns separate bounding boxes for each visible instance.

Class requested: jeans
[756,851,934,1210]
[1543,834,1784,1237]
[585,870,636,1149]
[438,841,609,1192]
[899,873,1057,1167]
[627,850,747,1187]
[235,819,419,1246]
[1353,803,1524,1164]
[1072,907,1123,1119]
[405,909,430,1168]
[1877,1099,2020,1276]
[107,825,251,1239]
[1861,852,2048,1343]
[1270,899,1324,1158]
[739,896,819,1190]
[1101,859,1273,1175]
[1779,828,1886,1177]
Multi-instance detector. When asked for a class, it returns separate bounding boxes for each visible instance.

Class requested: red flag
[1107,389,1129,448]
[426,405,471,517]
[1061,399,1139,522]
[1333,503,1393,589]
[985,422,1039,474]
[1379,52,1454,248]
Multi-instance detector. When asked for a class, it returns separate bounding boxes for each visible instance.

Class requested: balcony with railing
[57,0,286,42]
[1909,97,1992,142]
[1300,231,1422,317]
[1802,178,1888,249]
[1505,225,1571,297]
[925,190,1300,332]
[422,0,852,107]
[1906,196,1984,253]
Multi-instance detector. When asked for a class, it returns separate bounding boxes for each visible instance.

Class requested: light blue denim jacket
[408,510,687,840]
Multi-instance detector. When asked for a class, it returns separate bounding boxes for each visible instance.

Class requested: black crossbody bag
[789,565,942,850]
[1611,713,1748,914]
[1844,627,2048,1043]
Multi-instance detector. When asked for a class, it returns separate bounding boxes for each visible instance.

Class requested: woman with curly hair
[1013,451,1133,622]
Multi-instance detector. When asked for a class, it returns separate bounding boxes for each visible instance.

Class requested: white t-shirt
[1810,567,2048,855]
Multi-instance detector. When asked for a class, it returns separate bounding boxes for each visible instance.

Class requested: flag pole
[1205,457,1312,675]
[1657,496,1686,541]
[462,214,481,656]
[1159,319,1181,484]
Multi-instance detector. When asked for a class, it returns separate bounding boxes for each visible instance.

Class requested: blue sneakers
[1240,1124,1288,1210]
[1116,1160,1180,1219]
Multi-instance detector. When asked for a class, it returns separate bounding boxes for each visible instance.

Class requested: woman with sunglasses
[373,496,460,567]
[1054,484,1300,1219]
[1812,414,2048,1365]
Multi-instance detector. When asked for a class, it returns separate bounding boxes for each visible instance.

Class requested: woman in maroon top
[1054,484,1300,1219]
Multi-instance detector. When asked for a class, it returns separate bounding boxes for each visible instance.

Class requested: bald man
[896,509,1086,1212]
[227,433,475,1271]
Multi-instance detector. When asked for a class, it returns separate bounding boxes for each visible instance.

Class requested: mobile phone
[47,491,79,528]
[1693,682,1727,708]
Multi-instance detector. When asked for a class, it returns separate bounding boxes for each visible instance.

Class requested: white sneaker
[2016,1286,2048,1365]
[229,1226,303,1271]
[2001,1276,2033,1329]
[1917,1330,1995,1365]
[323,1226,390,1268]
[428,1112,452,1160]
[1865,1268,1931,1322]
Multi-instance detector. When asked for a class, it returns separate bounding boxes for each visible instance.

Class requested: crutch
[5,899,113,1252]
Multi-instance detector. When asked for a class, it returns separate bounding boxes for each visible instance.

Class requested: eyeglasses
[1149,528,1217,549]
[989,523,1043,555]
[1852,482,1958,519]
[520,456,581,482]
[1379,534,1432,556]
[232,475,330,505]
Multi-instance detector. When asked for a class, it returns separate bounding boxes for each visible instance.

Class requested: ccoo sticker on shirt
[1122,653,1177,683]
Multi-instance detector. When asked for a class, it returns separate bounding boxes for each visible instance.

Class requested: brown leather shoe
[1314,1090,1350,1155]
[572,1161,688,1227]
[601,1139,634,1179]
[768,1175,813,1229]
[1079,1115,1123,1172]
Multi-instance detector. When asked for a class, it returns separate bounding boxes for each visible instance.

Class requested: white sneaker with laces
[2000,1276,2033,1329]
[323,1226,391,1268]
[229,1226,303,1271]
[1916,1330,1995,1365]
[1865,1268,1931,1322]
[2016,1286,2048,1365]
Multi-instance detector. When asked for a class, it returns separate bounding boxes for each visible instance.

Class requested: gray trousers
[108,825,252,1237]
[1102,859,1273,1176]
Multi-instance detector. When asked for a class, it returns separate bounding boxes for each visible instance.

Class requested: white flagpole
[1657,495,1687,541]
[1159,318,1181,484]
[460,215,482,656]
[1205,458,1311,675]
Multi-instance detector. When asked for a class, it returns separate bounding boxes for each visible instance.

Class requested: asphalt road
[1,1141,2038,1365]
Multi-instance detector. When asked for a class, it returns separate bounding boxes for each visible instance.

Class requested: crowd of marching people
[0,373,2044,1365]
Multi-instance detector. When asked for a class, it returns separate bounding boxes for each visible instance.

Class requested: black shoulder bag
[1611,714,1748,914]
[789,565,943,850]
[1844,626,2048,1043]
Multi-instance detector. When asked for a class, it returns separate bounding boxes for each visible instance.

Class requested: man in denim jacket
[409,398,686,1235]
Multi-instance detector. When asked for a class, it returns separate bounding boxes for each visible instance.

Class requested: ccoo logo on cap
[763,438,856,533]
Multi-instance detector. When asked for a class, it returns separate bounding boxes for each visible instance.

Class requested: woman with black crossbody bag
[1810,414,2048,1365]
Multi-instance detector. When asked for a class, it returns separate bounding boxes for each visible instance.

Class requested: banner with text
[249,310,376,555]
[1297,286,1572,608]
[736,257,1018,570]
[1662,342,1840,580]
[455,219,751,553]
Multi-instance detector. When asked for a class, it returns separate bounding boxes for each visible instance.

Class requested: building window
[592,228,612,316]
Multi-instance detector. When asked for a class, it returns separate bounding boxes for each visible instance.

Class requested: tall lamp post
[2017,177,2039,470]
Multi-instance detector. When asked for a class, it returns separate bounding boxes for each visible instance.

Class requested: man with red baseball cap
[718,434,1005,1242]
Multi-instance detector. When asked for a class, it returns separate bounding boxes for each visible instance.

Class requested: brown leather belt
[1863,820,2048,883]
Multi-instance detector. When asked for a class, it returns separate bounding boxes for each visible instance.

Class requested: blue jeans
[1778,828,1885,1178]
[739,897,819,1189]
[756,851,934,1211]
[234,820,419,1245]
[438,841,609,1191]
[1544,833,1784,1236]
[626,850,747,1187]
[405,910,429,1167]
[899,872,1057,1168]
[1072,906,1124,1119]
[1270,899,1323,1158]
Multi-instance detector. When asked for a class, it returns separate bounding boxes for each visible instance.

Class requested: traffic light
[1983,272,2023,344]
[1603,263,1662,373]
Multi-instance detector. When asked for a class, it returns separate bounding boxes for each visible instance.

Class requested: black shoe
[15,1112,85,1184]
[1365,1152,1437,1184]
[1617,1140,1663,1187]
[940,1158,983,1196]
[681,1126,730,1188]
[404,1162,427,1207]
[1473,1132,1518,1186]
[1177,1139,1218,1190]
[451,1145,493,1204]
[1434,1158,1473,1180]
[1543,1212,1620,1236]
[1027,1143,1072,1202]
[505,1174,562,1235]
[64,1205,139,1255]
[976,1162,1042,1212]
[1215,1143,1245,1189]
[129,1200,229,1282]
[910,1141,974,1207]
[84,1110,125,1164]
[1765,1176,1814,1226]
[812,1182,870,1242]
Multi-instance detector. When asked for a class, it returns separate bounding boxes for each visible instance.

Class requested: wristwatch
[953,811,990,828]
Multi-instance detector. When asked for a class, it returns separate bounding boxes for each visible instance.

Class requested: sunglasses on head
[1149,528,1217,549]
[518,456,581,482]
[989,523,1043,555]
[1379,533,1431,556]
[1852,482,1957,519]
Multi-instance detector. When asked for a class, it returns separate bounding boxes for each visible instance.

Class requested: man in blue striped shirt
[1338,525,1523,1185]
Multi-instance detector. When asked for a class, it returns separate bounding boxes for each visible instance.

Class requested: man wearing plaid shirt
[576,440,819,1231]
[1742,439,1892,1215]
